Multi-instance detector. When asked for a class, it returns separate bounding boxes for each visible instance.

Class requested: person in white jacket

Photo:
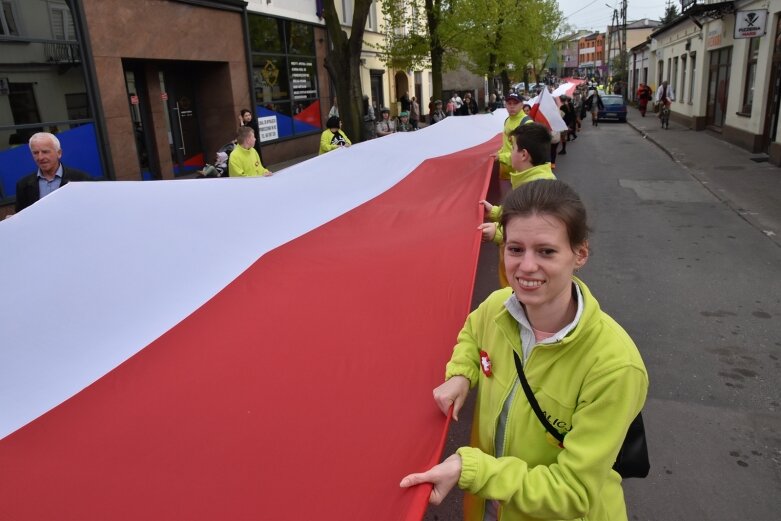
[655,80,675,110]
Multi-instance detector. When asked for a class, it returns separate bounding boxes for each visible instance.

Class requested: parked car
[598,95,627,122]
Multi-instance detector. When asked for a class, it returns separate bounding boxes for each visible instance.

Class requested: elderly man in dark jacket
[15,132,93,213]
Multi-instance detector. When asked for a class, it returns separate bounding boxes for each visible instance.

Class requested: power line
[563,0,602,20]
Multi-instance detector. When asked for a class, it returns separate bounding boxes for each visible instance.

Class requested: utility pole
[621,0,628,99]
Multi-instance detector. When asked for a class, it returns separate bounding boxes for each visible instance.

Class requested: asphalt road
[423,120,781,520]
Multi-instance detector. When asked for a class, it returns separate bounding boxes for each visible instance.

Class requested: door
[370,70,384,112]
[123,63,159,180]
[763,16,781,151]
[706,47,732,128]
[160,69,204,177]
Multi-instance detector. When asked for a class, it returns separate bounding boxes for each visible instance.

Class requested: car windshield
[603,96,624,107]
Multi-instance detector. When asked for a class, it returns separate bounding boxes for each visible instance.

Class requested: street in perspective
[425,106,781,520]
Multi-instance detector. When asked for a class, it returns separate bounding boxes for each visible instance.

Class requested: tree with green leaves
[378,0,562,101]
[457,0,562,93]
[376,0,460,103]
[321,0,373,142]
[660,2,679,25]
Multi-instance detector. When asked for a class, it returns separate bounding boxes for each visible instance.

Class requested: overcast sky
[559,0,671,32]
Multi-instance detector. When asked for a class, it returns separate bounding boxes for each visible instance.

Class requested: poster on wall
[290,59,317,100]
[258,115,278,142]
[734,10,768,39]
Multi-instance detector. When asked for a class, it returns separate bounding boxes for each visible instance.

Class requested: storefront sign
[258,115,278,142]
[707,21,723,48]
[290,60,317,100]
[734,10,768,39]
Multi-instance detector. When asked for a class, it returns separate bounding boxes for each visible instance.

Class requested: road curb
[626,117,684,168]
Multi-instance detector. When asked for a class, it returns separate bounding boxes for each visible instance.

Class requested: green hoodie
[445,280,648,521]
[488,163,556,244]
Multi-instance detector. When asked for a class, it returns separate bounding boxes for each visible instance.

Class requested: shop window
[248,14,320,142]
[287,22,314,55]
[253,55,291,102]
[66,92,90,120]
[248,15,284,53]
[0,0,20,36]
[742,38,760,114]
[9,83,41,125]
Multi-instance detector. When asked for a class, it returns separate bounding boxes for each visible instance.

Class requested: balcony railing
[45,42,80,64]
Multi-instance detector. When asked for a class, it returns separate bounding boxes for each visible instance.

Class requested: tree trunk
[426,0,444,103]
[321,0,372,142]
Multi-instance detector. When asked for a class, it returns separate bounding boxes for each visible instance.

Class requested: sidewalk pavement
[625,105,781,247]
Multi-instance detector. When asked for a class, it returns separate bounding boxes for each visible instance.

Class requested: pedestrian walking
[410,96,420,130]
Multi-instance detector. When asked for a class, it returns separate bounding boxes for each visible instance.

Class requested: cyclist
[656,80,674,127]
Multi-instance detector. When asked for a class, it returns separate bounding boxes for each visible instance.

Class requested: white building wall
[652,18,704,121]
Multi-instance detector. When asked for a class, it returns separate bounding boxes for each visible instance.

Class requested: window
[672,57,678,101]
[287,21,314,55]
[667,58,672,81]
[742,38,760,113]
[248,14,321,142]
[341,0,353,24]
[681,55,687,103]
[689,53,696,104]
[50,4,76,40]
[366,0,377,31]
[0,0,20,36]
[658,60,664,86]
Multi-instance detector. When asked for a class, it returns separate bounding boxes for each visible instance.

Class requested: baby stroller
[214,140,236,177]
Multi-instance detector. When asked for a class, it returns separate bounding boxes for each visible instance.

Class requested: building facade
[606,19,661,79]
[0,0,434,211]
[578,32,606,79]
[647,0,781,163]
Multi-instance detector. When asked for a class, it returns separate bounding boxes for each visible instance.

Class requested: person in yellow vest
[493,92,533,200]
[229,126,272,177]
[480,123,556,287]
[319,116,352,154]
[401,179,648,521]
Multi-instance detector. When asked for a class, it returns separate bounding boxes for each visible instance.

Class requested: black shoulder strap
[513,351,565,444]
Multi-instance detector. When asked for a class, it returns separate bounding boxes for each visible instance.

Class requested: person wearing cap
[376,107,396,137]
[397,111,414,132]
[492,92,533,199]
[319,115,351,155]
[431,100,446,124]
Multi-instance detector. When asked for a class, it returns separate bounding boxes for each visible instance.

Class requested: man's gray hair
[29,132,61,151]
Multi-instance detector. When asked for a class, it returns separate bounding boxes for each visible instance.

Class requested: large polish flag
[0,114,502,520]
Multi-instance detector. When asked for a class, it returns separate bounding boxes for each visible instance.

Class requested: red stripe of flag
[0,135,500,520]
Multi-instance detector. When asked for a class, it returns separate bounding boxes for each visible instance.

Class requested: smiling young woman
[401,180,649,521]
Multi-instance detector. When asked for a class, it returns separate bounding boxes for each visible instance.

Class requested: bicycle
[659,104,670,129]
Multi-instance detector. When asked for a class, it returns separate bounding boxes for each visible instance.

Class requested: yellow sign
[262,60,279,87]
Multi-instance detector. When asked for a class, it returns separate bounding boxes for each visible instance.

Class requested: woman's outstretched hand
[399,454,462,505]
[433,376,469,421]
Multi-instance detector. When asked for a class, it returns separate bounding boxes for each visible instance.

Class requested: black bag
[513,351,650,478]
